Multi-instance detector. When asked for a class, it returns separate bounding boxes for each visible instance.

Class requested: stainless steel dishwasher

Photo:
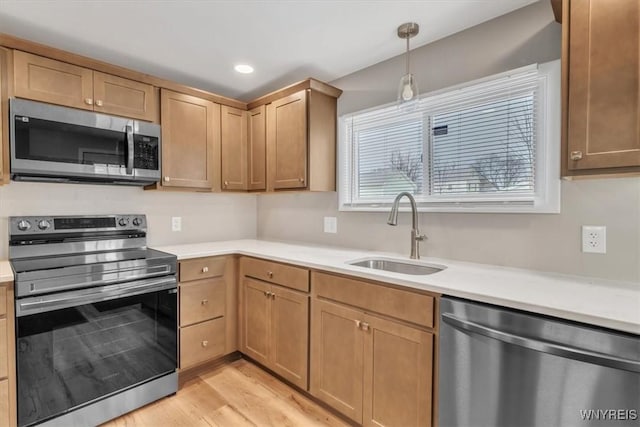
[438,296,640,427]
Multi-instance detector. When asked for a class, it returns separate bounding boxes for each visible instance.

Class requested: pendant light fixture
[397,22,419,105]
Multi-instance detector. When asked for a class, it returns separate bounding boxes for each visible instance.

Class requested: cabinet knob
[201,340,208,348]
[164,176,171,182]
[270,292,276,300]
[95,99,104,107]
[264,291,269,297]
[202,266,209,273]
[224,181,229,187]
[84,98,93,105]
[570,151,583,161]
[201,299,208,305]
[267,271,273,278]
[299,177,305,183]
[360,322,370,332]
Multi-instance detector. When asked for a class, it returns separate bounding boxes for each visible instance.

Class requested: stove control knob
[132,217,142,227]
[17,220,32,231]
[118,218,129,227]
[38,220,51,230]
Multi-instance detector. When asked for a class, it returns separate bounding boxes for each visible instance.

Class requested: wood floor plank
[102,358,348,427]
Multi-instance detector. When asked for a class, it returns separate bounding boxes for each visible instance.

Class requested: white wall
[257,1,640,283]
[0,182,257,259]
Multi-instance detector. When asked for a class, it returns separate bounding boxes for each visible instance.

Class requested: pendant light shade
[397,22,419,105]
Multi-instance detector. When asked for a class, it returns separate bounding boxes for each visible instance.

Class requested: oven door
[15,276,177,427]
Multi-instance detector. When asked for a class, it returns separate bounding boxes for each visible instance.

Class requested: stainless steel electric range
[9,214,178,427]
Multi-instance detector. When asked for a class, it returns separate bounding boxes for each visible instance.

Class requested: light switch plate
[171,216,182,232]
[324,216,337,234]
[582,225,606,253]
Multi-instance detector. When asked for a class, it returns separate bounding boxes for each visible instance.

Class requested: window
[339,60,560,213]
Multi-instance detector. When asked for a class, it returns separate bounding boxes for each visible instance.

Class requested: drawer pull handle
[570,151,583,161]
[202,340,208,347]
[267,271,273,278]
[201,299,208,305]
[202,267,209,273]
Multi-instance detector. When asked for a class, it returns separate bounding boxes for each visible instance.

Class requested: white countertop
[0,260,13,284]
[155,239,640,335]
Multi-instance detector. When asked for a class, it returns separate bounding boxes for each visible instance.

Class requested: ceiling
[0,0,538,102]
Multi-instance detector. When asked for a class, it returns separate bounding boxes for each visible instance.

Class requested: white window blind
[339,61,561,213]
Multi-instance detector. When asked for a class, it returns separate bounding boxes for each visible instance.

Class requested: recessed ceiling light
[234,64,254,74]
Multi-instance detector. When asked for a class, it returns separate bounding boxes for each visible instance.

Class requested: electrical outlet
[582,225,606,254]
[324,216,337,234]
[171,216,182,232]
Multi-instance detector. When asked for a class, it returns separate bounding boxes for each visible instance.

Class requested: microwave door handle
[126,122,134,175]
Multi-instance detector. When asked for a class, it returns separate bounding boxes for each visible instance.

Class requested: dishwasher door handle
[441,313,640,373]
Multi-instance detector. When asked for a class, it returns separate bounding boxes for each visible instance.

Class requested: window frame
[338,60,561,214]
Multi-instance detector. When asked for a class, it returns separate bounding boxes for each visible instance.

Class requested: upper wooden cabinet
[0,47,9,185]
[265,88,339,191]
[249,79,340,192]
[160,89,221,191]
[562,0,640,175]
[221,105,248,191]
[267,90,308,190]
[247,105,267,191]
[13,51,157,122]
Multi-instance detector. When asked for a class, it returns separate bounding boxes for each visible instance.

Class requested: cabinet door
[310,299,364,424]
[0,318,5,379]
[13,51,94,110]
[248,105,267,190]
[267,90,308,190]
[241,278,271,366]
[0,48,6,184]
[93,71,157,121]
[0,379,7,427]
[270,285,309,389]
[221,105,248,190]
[160,89,221,190]
[567,0,640,170]
[362,314,433,427]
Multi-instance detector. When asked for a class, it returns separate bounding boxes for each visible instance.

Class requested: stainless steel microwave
[10,98,161,185]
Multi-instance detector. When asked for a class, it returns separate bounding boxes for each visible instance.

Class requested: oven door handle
[16,276,177,317]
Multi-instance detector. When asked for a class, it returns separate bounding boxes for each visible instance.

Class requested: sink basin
[347,258,445,276]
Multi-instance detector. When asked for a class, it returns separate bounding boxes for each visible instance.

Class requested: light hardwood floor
[102,359,349,427]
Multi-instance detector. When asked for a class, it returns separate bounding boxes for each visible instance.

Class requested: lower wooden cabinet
[178,256,236,371]
[0,378,8,427]
[310,272,437,427]
[241,277,309,389]
[0,282,15,426]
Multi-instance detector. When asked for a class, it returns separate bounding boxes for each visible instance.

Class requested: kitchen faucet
[387,192,426,259]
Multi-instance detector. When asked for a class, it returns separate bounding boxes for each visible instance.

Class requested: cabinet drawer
[0,286,6,317]
[180,317,225,369]
[312,272,435,328]
[0,379,7,427]
[179,257,227,282]
[0,318,6,379]
[241,257,309,292]
[180,278,226,327]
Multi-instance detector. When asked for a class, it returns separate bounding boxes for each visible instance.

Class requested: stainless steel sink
[347,258,445,275]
